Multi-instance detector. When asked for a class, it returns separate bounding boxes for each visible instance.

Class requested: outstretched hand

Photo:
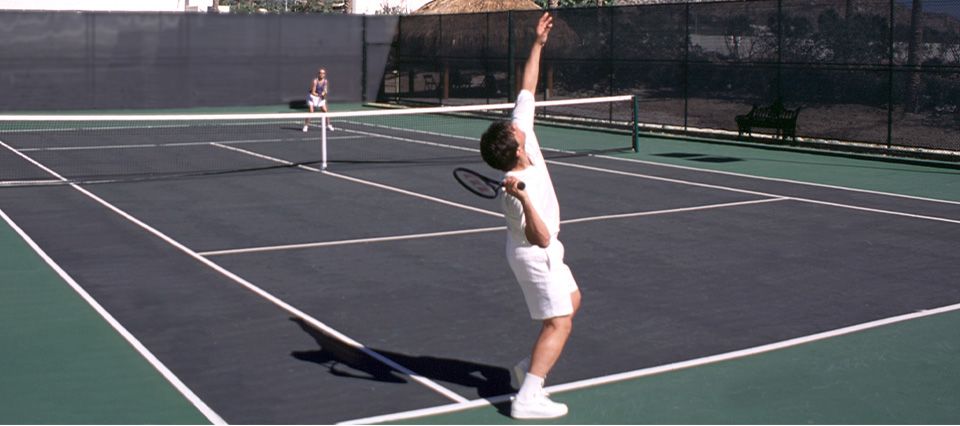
[536,12,553,46]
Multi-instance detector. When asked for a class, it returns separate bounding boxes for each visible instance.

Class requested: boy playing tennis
[479,12,581,420]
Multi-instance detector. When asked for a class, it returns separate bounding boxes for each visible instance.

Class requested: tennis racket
[453,167,525,199]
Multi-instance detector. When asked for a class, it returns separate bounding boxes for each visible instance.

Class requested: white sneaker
[302,125,308,132]
[511,391,568,419]
[327,124,335,131]
[511,358,530,390]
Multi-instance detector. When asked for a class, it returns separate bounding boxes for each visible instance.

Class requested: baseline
[340,301,960,425]
[199,197,786,257]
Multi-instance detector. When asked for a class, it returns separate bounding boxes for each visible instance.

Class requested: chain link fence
[379,0,960,158]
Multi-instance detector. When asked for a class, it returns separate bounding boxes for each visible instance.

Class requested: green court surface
[387,308,960,424]
[540,124,959,203]
[0,219,210,424]
[619,134,960,203]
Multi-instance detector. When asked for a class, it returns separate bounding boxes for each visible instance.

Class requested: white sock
[517,373,545,402]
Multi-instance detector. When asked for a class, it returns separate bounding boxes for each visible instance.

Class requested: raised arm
[521,12,553,94]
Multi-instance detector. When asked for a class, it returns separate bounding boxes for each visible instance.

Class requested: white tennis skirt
[307,95,326,108]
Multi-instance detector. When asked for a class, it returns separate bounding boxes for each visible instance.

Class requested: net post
[631,94,640,153]
[321,113,328,170]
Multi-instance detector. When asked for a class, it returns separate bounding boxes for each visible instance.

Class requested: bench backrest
[750,102,798,120]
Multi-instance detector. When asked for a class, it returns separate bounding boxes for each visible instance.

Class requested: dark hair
[480,120,518,172]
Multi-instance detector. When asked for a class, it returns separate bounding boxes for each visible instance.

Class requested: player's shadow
[289,318,514,416]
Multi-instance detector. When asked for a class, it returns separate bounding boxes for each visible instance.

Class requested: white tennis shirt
[500,91,578,320]
[502,90,560,247]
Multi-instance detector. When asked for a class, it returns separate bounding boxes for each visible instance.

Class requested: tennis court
[1,99,959,424]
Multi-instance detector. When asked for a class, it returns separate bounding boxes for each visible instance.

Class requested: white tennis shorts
[507,239,579,320]
[307,94,326,108]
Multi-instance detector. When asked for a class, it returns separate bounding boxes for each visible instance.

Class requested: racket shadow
[289,318,514,413]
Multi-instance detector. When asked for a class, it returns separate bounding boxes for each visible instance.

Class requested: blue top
[313,79,327,98]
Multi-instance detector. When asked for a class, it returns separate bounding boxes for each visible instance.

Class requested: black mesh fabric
[383,0,960,155]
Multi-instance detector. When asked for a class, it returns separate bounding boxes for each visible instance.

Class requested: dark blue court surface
[1,116,958,424]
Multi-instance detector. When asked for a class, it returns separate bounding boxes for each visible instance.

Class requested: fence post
[361,15,367,102]
[396,16,403,103]
[887,0,894,151]
[632,95,640,152]
[485,12,491,104]
[508,11,515,104]
[608,6,615,122]
[684,2,690,130]
[437,14,443,105]
[777,0,783,100]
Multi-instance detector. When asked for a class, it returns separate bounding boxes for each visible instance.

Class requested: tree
[815,9,887,64]
[376,0,407,15]
[219,0,337,13]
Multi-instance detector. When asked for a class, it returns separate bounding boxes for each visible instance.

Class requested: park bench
[423,74,438,91]
[735,99,800,141]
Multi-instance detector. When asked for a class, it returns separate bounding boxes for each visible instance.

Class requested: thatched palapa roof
[405,0,587,60]
[414,0,541,15]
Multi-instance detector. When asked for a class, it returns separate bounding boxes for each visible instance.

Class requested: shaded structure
[405,0,579,100]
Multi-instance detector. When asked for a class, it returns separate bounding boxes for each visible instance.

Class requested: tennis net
[0,95,637,187]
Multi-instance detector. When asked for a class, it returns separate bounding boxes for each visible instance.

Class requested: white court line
[323,170,503,217]
[0,136,355,187]
[0,179,62,187]
[212,143,503,218]
[199,226,505,256]
[343,122,960,220]
[788,197,960,225]
[340,126,478,153]
[549,159,781,198]
[0,119,302,133]
[340,301,960,425]
[212,143,302,167]
[337,121,960,225]
[17,135,361,152]
[200,198,786,257]
[561,197,789,224]
[346,119,960,207]
[549,160,960,225]
[1,139,470,405]
[595,151,960,206]
[0,208,227,424]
